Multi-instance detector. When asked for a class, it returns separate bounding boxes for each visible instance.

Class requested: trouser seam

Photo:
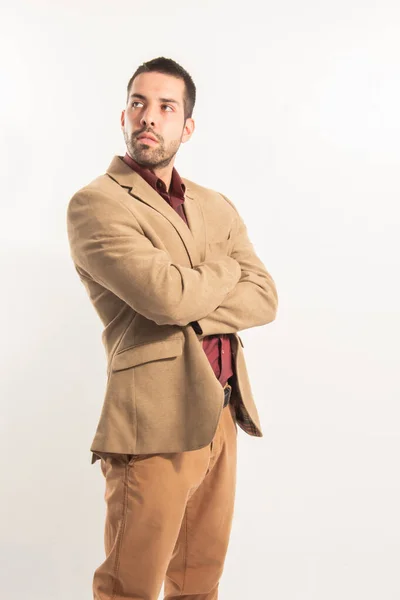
[181,506,189,594]
[110,463,129,600]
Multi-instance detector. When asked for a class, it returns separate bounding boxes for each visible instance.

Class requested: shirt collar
[122,152,186,199]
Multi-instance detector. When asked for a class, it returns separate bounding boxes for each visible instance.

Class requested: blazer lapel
[106,155,206,267]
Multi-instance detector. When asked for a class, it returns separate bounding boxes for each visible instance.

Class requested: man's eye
[131,102,172,111]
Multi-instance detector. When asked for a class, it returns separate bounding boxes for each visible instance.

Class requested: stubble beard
[124,131,182,170]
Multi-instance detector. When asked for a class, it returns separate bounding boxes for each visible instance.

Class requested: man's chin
[131,153,157,168]
[133,146,158,160]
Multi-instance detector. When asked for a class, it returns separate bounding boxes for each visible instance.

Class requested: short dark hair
[126,57,196,121]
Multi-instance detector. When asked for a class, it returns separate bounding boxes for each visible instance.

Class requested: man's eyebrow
[129,93,180,106]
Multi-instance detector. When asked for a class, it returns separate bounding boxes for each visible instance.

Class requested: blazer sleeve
[192,192,278,336]
[66,188,241,327]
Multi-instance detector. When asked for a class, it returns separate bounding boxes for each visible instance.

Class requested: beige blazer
[66,156,278,464]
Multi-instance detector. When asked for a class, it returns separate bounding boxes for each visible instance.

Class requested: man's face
[121,71,194,169]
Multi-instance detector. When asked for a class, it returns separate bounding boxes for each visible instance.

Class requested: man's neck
[127,152,174,191]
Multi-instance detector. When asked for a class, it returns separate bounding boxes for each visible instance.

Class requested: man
[67,56,278,600]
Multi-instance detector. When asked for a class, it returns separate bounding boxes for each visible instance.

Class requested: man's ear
[182,117,195,144]
[120,109,125,129]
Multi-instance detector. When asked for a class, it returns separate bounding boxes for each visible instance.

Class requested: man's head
[121,57,196,170]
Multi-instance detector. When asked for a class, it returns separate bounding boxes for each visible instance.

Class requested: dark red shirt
[122,153,233,386]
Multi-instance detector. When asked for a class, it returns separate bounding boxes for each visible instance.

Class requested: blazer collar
[105,155,206,267]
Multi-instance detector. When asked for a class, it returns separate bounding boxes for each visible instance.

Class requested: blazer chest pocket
[207,235,232,258]
[111,335,184,372]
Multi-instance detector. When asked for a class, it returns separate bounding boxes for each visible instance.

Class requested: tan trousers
[93,400,238,600]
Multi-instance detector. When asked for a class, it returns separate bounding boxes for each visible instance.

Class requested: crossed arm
[67,188,242,327]
[67,188,277,333]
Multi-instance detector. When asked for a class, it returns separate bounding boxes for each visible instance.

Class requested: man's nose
[140,109,156,128]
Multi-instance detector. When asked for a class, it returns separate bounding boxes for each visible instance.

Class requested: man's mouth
[137,134,159,145]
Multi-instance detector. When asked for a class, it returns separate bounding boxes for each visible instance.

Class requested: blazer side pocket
[112,335,184,371]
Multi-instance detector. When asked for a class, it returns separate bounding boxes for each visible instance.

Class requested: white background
[1,0,399,598]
